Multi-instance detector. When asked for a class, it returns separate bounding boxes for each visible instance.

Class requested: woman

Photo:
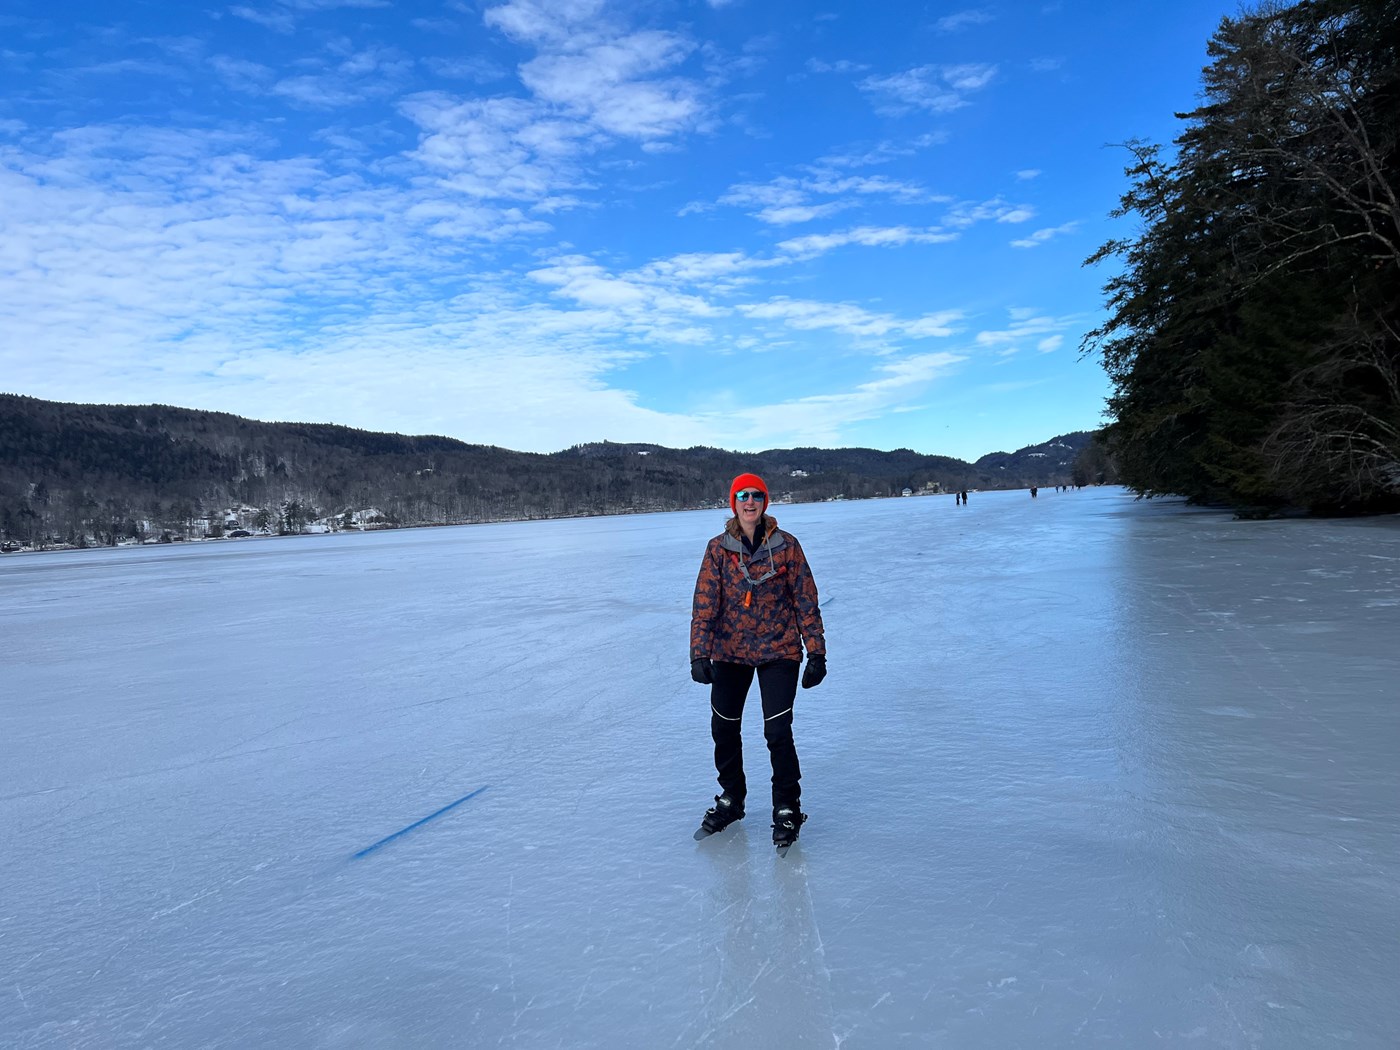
[690,472,826,849]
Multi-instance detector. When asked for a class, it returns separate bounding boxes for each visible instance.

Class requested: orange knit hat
[728,473,769,515]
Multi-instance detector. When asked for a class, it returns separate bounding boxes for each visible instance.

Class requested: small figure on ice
[690,473,826,853]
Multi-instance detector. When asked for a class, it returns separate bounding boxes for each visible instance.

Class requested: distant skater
[690,473,826,850]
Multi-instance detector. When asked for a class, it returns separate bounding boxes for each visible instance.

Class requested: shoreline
[0,489,1003,559]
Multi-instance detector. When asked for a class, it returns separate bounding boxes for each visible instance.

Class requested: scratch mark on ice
[351,784,490,859]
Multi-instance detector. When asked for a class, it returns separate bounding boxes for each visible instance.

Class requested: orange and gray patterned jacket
[690,515,826,665]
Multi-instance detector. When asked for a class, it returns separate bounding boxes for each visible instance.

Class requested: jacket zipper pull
[743,589,752,608]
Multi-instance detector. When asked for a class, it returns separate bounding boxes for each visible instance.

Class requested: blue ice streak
[352,785,490,859]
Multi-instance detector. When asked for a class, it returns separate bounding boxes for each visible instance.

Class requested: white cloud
[776,225,958,258]
[943,64,997,92]
[639,250,782,286]
[817,133,946,169]
[945,198,1035,228]
[860,63,996,115]
[804,174,928,200]
[718,177,851,225]
[230,0,390,34]
[518,30,700,136]
[738,297,960,340]
[288,0,391,9]
[973,311,1083,352]
[1009,221,1077,248]
[935,9,994,32]
[713,171,936,225]
[753,201,850,225]
[528,255,724,321]
[209,55,275,94]
[230,5,297,33]
[484,0,611,49]
[711,349,967,448]
[403,93,592,202]
[212,39,413,109]
[401,2,710,208]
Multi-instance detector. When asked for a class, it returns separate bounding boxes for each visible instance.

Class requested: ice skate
[694,794,745,839]
[772,806,806,854]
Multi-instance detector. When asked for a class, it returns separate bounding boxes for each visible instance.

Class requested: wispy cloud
[945,197,1035,227]
[210,39,414,108]
[776,225,959,257]
[229,6,297,34]
[518,31,704,139]
[716,179,845,225]
[483,0,610,49]
[714,349,968,448]
[230,0,390,35]
[973,311,1083,356]
[860,63,997,115]
[423,56,508,82]
[806,58,870,74]
[402,93,592,202]
[1009,221,1077,248]
[817,134,946,169]
[738,297,961,340]
[708,170,937,225]
[935,9,994,33]
[401,2,710,209]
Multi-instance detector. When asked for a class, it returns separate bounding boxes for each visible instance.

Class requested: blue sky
[1,0,1240,460]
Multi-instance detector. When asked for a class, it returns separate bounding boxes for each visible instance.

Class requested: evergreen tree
[1085,0,1400,513]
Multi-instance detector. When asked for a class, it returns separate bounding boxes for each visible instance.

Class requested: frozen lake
[3,487,1398,1048]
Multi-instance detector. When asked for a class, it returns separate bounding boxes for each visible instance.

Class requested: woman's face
[735,488,766,527]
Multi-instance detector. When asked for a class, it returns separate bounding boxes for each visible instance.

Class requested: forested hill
[0,393,1101,547]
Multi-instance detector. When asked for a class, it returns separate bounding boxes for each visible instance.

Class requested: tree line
[0,394,1101,548]
[1085,0,1399,515]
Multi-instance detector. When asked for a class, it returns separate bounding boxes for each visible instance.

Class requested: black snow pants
[709,659,801,812]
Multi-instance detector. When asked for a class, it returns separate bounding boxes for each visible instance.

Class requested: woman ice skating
[690,472,826,850]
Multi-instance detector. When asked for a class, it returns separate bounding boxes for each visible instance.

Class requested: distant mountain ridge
[0,393,1100,547]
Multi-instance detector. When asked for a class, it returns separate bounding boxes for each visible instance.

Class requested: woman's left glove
[691,657,714,685]
[801,655,826,689]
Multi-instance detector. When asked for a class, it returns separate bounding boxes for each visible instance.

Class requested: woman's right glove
[691,657,713,685]
[801,655,826,689]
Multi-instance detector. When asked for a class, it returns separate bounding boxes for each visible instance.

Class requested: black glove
[801,654,826,689]
[691,657,713,685]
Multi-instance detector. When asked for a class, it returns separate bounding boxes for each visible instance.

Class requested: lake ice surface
[2,487,1398,1048]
